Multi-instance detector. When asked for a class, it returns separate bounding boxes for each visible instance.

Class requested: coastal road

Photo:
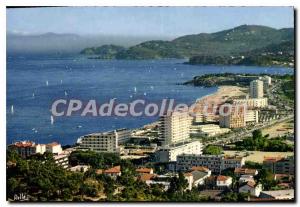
[204,115,294,146]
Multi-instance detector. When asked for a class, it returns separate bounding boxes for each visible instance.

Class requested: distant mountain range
[80,25,294,67]
[7,32,173,54]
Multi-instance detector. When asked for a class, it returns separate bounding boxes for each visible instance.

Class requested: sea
[6,54,293,145]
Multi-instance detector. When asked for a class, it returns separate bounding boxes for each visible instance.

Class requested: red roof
[136,167,153,174]
[14,141,36,148]
[263,156,283,162]
[217,175,230,182]
[139,173,156,181]
[234,167,257,175]
[104,166,121,174]
[184,172,193,177]
[47,142,60,147]
[192,166,210,172]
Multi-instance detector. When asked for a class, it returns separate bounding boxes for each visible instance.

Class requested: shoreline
[195,85,247,105]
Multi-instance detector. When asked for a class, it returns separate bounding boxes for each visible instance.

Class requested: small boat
[32,93,35,98]
[77,125,82,129]
[46,80,49,86]
[11,105,14,114]
[51,115,54,125]
[144,92,147,96]
[64,91,68,96]
[134,87,137,93]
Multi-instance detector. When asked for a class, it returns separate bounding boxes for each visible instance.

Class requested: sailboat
[134,87,137,93]
[51,115,54,125]
[64,91,68,96]
[46,80,49,86]
[11,105,14,114]
[32,93,35,98]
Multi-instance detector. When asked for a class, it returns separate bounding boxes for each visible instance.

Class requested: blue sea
[6,54,293,145]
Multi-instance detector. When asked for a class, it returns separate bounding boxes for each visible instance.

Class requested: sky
[7,7,294,37]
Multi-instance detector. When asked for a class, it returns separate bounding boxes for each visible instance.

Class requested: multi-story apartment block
[219,106,246,128]
[46,142,63,154]
[233,97,268,109]
[263,156,294,175]
[190,124,230,137]
[77,128,131,153]
[159,111,192,146]
[53,153,69,169]
[155,141,202,162]
[245,110,259,123]
[8,141,43,158]
[250,79,264,98]
[8,140,64,158]
[222,156,246,170]
[260,75,272,89]
[177,154,245,174]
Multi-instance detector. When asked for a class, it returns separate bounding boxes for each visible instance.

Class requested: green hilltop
[80,25,294,66]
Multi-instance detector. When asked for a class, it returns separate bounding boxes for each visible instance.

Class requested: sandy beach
[191,86,247,115]
[196,86,247,105]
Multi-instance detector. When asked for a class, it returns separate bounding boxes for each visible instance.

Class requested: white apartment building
[114,128,132,144]
[216,175,233,188]
[245,110,259,123]
[177,154,223,173]
[8,141,64,157]
[8,141,42,158]
[53,153,69,169]
[260,76,272,87]
[239,182,262,197]
[219,107,246,129]
[77,132,118,153]
[233,97,268,108]
[190,124,231,137]
[77,129,131,153]
[177,154,245,174]
[250,79,264,98]
[159,111,192,146]
[155,141,202,162]
[46,142,63,154]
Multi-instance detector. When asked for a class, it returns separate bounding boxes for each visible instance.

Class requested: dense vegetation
[80,44,125,59]
[203,145,223,155]
[69,150,121,169]
[235,129,293,152]
[80,25,294,66]
[7,149,210,201]
[189,40,294,67]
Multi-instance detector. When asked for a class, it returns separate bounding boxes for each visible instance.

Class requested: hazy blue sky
[7,7,294,37]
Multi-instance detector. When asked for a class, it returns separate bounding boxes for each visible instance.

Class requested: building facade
[155,141,202,162]
[245,110,259,123]
[190,124,230,137]
[263,156,294,175]
[233,97,268,108]
[177,154,245,174]
[77,129,131,153]
[159,111,192,146]
[219,106,246,128]
[250,79,264,98]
